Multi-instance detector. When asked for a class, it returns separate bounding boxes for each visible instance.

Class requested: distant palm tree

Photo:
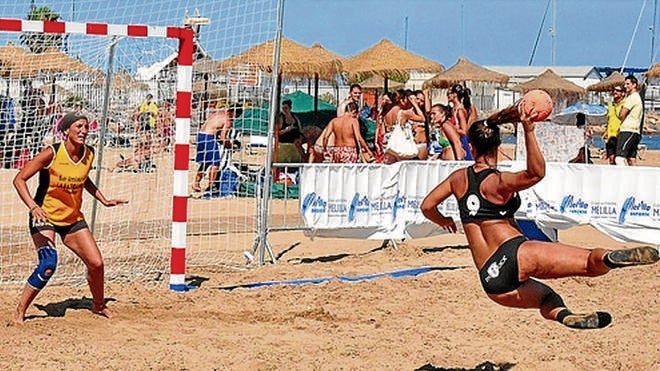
[20,6,63,54]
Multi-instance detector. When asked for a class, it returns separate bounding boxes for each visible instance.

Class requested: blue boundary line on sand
[213,265,469,291]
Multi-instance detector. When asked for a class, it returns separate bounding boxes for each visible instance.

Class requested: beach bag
[385,123,418,159]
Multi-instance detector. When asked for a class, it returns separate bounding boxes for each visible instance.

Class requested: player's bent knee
[27,246,58,290]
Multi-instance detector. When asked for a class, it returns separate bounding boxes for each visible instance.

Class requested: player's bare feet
[561,311,611,329]
[13,308,25,324]
[607,246,660,267]
[92,303,115,319]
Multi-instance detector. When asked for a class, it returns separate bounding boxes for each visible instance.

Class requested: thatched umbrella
[218,38,345,124]
[645,63,660,79]
[587,71,625,92]
[422,57,509,89]
[0,42,32,78]
[304,43,344,81]
[343,38,443,91]
[511,69,585,98]
[300,43,344,122]
[193,56,217,75]
[217,37,340,80]
[9,47,93,78]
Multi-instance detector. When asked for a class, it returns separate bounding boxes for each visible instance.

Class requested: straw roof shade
[359,74,404,90]
[343,38,443,79]
[0,42,30,77]
[193,56,217,75]
[0,42,30,60]
[93,70,149,90]
[217,37,341,80]
[511,69,585,98]
[423,57,509,89]
[645,63,660,78]
[304,43,344,81]
[587,71,625,92]
[9,47,93,78]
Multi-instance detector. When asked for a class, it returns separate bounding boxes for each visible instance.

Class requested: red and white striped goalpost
[0,18,194,292]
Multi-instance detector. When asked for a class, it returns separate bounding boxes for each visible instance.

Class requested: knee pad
[27,246,58,290]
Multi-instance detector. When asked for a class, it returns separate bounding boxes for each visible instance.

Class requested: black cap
[59,111,88,131]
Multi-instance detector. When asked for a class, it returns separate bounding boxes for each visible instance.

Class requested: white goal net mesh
[0,0,279,286]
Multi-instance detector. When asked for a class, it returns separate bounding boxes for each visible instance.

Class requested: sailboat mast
[551,0,556,65]
[652,0,658,65]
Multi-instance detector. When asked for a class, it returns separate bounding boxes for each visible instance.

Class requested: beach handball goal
[0,1,280,290]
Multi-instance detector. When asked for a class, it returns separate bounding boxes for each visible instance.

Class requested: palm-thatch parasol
[217,38,345,124]
[217,37,341,80]
[300,43,344,122]
[644,63,660,79]
[511,69,585,98]
[0,42,32,77]
[422,57,509,89]
[304,43,344,81]
[193,56,217,75]
[343,38,443,90]
[587,71,625,92]
[94,70,149,91]
[8,47,93,78]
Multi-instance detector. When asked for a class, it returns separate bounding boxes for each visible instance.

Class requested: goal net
[0,0,279,286]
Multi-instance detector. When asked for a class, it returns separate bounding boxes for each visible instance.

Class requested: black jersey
[458,167,521,224]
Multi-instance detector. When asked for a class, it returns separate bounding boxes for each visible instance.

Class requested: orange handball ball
[519,89,553,122]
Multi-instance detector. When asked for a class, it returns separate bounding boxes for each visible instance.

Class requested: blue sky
[0,0,658,69]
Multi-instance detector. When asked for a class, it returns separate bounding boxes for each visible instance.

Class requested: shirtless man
[323,102,373,163]
[193,109,234,193]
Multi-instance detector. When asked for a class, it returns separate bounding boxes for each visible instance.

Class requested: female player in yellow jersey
[12,111,128,324]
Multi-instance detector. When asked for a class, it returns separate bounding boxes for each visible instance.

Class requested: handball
[519,89,553,122]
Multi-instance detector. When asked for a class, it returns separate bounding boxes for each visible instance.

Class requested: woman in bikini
[447,84,473,161]
[421,107,658,329]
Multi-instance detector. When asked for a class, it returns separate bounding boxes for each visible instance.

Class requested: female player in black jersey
[12,112,128,324]
[421,107,658,329]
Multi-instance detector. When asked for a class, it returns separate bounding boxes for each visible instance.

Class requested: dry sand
[0,146,658,370]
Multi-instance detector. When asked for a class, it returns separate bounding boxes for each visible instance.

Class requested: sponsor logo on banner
[328,200,347,215]
[348,193,370,222]
[392,191,406,221]
[590,202,617,219]
[560,195,589,215]
[526,200,556,214]
[618,196,651,224]
[301,192,327,214]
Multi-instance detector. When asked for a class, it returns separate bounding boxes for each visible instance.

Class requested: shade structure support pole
[314,72,319,125]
